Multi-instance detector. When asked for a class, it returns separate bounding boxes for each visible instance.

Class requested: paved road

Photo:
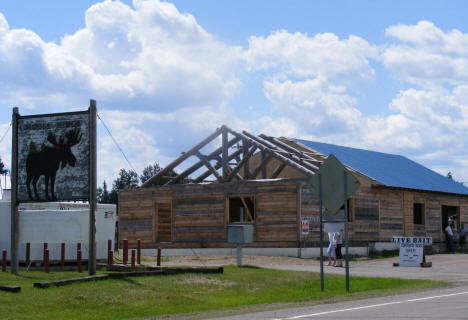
[160,254,468,319]
[207,285,468,320]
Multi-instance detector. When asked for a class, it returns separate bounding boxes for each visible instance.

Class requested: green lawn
[0,266,442,320]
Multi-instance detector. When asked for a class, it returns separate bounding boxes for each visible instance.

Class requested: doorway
[442,205,459,231]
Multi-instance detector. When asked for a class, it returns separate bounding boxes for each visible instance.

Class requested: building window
[413,203,425,225]
[228,196,255,223]
[339,198,354,222]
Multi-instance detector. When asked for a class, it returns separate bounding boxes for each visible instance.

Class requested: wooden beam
[222,128,228,180]
[195,151,223,182]
[226,145,258,182]
[141,127,223,187]
[240,197,254,222]
[167,136,241,185]
[242,138,251,179]
[260,134,322,166]
[247,132,319,172]
[224,127,316,177]
[270,163,286,179]
[194,147,244,183]
[250,154,273,179]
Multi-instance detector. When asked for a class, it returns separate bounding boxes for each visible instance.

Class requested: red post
[2,249,6,272]
[131,250,135,267]
[43,242,48,263]
[123,239,128,265]
[44,249,49,273]
[77,250,82,273]
[26,243,30,267]
[157,247,161,267]
[61,243,65,267]
[108,239,112,255]
[108,250,113,266]
[77,242,81,252]
[137,239,141,264]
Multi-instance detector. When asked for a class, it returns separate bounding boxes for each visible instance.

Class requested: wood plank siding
[119,174,468,248]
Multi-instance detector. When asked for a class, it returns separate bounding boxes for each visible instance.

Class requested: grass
[0,266,442,320]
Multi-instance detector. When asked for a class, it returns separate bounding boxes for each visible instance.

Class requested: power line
[0,122,11,145]
[96,113,137,174]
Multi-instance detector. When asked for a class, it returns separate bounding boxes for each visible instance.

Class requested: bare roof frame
[141,125,323,188]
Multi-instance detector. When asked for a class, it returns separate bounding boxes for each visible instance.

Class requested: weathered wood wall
[119,179,302,248]
[119,176,468,249]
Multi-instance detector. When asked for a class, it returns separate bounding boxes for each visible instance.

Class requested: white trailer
[0,194,116,263]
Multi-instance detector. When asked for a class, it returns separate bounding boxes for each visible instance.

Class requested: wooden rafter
[270,163,286,179]
[167,136,241,185]
[240,197,254,222]
[195,151,223,182]
[226,145,258,182]
[141,127,223,187]
[250,154,273,179]
[194,147,244,183]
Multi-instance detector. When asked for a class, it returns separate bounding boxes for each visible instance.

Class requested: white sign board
[398,243,423,267]
[19,210,89,243]
[392,237,432,267]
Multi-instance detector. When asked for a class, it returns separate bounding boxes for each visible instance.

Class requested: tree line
[97,163,177,204]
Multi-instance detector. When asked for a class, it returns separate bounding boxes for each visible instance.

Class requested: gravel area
[144,253,468,284]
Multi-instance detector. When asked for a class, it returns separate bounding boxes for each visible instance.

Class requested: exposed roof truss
[141,125,323,187]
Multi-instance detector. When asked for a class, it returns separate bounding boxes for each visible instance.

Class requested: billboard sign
[17,111,90,202]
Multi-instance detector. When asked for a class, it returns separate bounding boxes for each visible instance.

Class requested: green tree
[140,162,178,186]
[109,169,139,204]
[97,180,111,204]
[0,158,7,175]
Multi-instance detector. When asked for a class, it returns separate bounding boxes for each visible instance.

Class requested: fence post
[131,250,135,267]
[2,249,6,272]
[108,250,113,266]
[26,243,30,267]
[77,250,82,273]
[61,243,65,267]
[137,239,141,264]
[157,247,161,267]
[44,249,49,273]
[123,239,128,265]
[43,242,48,263]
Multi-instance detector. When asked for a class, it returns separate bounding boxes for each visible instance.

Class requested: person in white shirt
[445,219,455,253]
[326,232,336,266]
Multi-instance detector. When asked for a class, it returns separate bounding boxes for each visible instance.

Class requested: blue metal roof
[295,139,468,196]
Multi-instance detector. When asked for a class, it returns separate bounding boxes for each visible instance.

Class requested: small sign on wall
[301,218,310,235]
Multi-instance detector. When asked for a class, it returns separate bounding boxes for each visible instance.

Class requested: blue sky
[0,0,467,186]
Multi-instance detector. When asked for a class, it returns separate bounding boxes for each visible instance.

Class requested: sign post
[10,107,19,274]
[310,155,360,292]
[11,102,95,274]
[88,100,97,275]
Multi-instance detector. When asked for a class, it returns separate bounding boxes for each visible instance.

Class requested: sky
[0,0,467,187]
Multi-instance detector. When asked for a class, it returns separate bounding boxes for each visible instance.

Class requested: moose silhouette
[26,128,82,201]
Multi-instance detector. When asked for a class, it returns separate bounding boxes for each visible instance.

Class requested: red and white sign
[301,218,310,235]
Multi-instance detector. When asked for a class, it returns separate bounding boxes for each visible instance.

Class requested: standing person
[459,224,467,251]
[334,229,343,267]
[326,232,336,266]
[445,219,455,253]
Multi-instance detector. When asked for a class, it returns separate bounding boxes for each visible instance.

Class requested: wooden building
[119,125,468,251]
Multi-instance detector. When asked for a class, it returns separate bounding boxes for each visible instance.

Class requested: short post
[157,247,161,267]
[77,242,81,253]
[43,242,48,263]
[123,239,128,265]
[108,239,112,256]
[26,243,31,267]
[44,249,49,273]
[77,250,82,273]
[131,250,135,267]
[137,239,141,264]
[61,243,65,267]
[108,250,113,266]
[2,249,6,272]
[236,245,242,267]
